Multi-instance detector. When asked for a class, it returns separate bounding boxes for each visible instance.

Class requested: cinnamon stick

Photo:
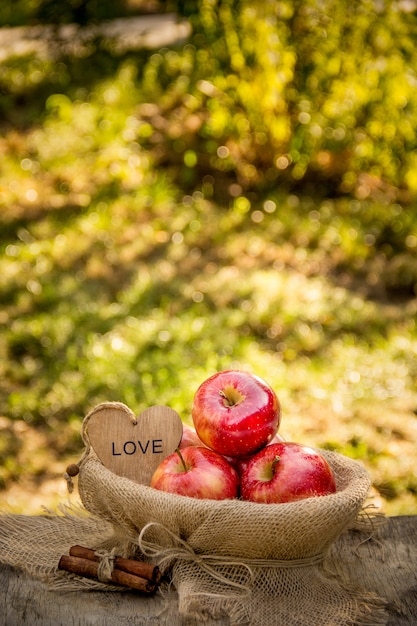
[58,555,156,594]
[69,545,161,584]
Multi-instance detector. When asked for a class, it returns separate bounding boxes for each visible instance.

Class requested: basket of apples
[77,370,377,626]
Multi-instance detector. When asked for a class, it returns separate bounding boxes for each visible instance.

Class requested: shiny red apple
[150,446,239,500]
[179,424,206,449]
[240,442,337,504]
[191,370,281,458]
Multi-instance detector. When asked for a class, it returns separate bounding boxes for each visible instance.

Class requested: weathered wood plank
[0,562,191,626]
[327,515,417,626]
[0,516,416,625]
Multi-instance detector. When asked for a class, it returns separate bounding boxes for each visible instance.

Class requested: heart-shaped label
[83,402,183,485]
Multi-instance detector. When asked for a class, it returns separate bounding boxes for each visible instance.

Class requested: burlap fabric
[0,438,388,624]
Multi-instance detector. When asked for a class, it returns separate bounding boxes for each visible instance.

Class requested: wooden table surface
[0,515,416,625]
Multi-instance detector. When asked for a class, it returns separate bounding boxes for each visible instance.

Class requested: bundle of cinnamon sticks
[58,545,161,594]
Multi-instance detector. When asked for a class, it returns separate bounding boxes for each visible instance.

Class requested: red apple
[150,446,239,500]
[192,370,281,458]
[179,424,206,449]
[240,442,337,504]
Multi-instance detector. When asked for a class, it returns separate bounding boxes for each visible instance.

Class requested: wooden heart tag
[83,402,183,485]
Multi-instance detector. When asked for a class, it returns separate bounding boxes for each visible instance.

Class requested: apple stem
[219,390,232,406]
[271,455,281,476]
[219,386,245,407]
[175,448,189,472]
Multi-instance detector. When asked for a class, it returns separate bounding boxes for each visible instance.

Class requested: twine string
[139,522,254,593]
[138,521,326,595]
[95,547,117,583]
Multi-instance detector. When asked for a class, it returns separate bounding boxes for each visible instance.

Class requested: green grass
[1,1,417,516]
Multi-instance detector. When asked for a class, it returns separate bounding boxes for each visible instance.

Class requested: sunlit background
[1,0,417,515]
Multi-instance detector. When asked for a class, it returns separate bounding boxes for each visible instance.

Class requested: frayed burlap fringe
[0,503,123,591]
[169,562,388,626]
[0,445,390,625]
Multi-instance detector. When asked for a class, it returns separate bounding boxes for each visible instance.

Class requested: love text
[112,440,163,456]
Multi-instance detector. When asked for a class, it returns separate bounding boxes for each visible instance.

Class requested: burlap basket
[0,409,388,626]
[72,441,388,625]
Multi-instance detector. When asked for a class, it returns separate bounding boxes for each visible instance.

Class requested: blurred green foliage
[1,0,417,514]
[180,1,417,201]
